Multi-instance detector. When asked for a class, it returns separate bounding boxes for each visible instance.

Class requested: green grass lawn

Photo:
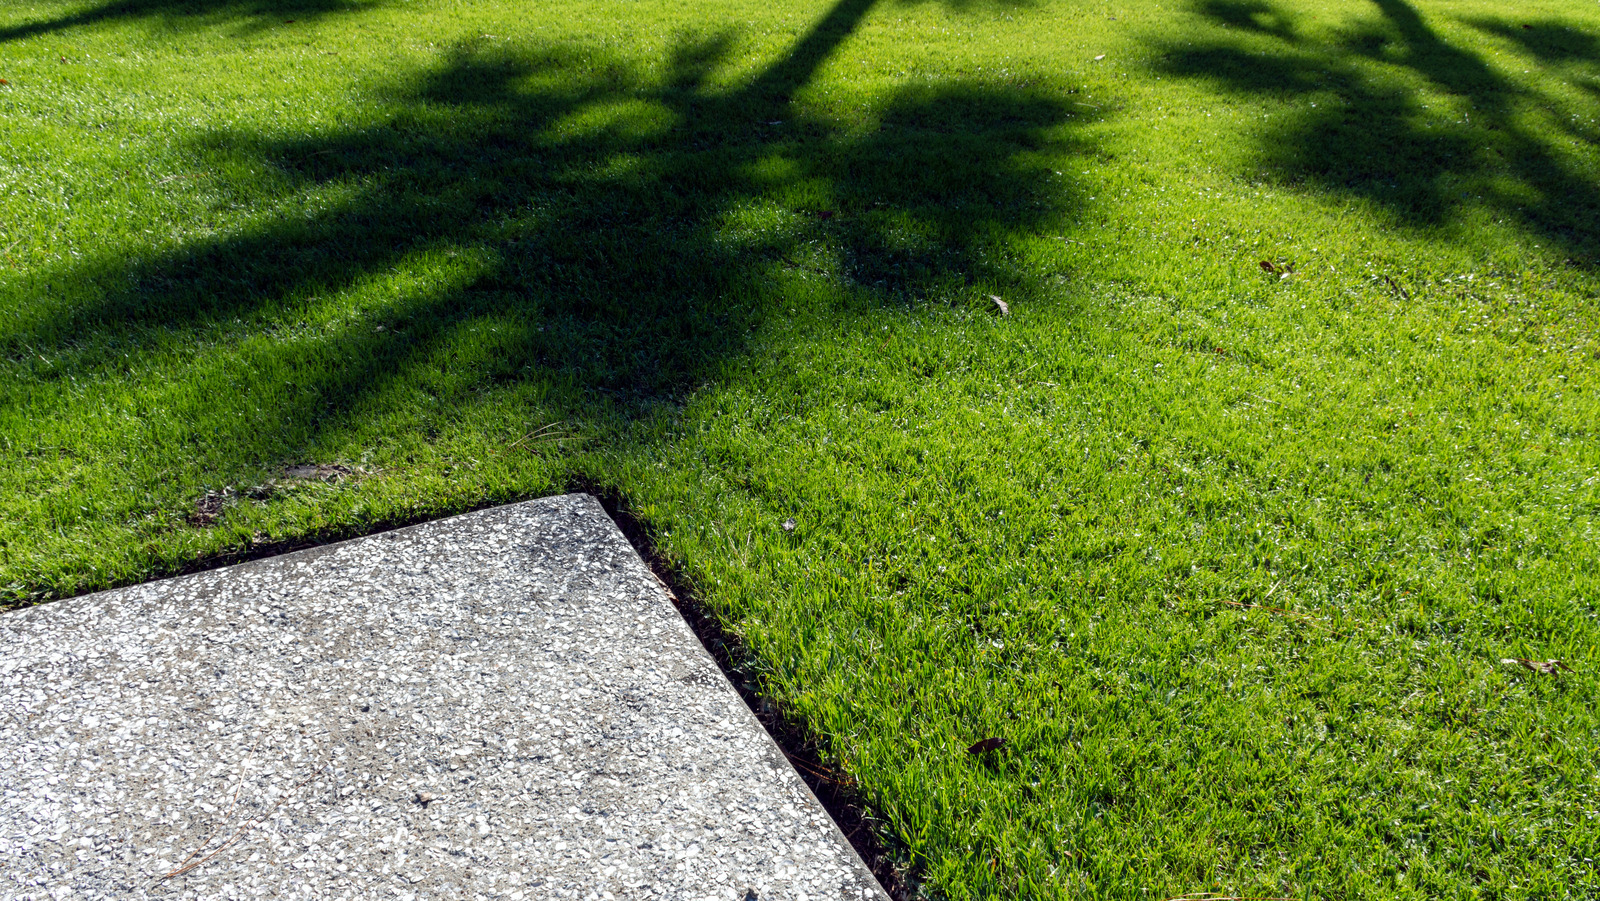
[4,0,1599,895]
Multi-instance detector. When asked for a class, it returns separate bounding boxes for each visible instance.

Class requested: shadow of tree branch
[2,0,1086,485]
[1152,0,1600,264]
[0,0,381,42]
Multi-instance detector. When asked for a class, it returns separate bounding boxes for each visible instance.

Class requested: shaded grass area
[1159,0,1600,262]
[3,0,1600,896]
[0,0,381,43]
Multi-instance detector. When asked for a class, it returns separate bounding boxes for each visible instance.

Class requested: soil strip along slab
[1,494,887,901]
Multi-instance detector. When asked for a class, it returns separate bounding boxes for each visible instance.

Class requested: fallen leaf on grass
[0,79,9,86]
[1501,658,1572,675]
[967,737,1007,755]
[1093,54,1106,61]
[781,518,797,532]
[1259,259,1296,279]
[988,295,1010,316]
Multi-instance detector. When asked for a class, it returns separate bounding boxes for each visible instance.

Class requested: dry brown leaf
[988,295,1010,316]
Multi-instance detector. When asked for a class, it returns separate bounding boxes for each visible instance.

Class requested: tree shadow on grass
[1151,0,1600,265]
[1462,16,1600,67]
[0,0,380,43]
[0,0,1088,529]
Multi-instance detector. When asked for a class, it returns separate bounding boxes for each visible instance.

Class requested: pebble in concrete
[0,494,888,901]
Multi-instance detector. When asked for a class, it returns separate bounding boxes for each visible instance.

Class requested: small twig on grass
[1501,657,1572,675]
[505,422,583,453]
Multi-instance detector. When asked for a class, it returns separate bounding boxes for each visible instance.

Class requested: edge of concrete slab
[2,494,908,901]
[569,495,902,901]
[586,491,920,901]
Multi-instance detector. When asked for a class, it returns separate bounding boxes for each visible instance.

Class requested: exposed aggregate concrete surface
[0,494,886,901]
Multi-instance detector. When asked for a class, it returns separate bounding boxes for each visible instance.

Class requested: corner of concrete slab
[2,493,912,901]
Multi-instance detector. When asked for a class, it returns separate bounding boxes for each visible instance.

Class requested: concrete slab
[0,495,887,901]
